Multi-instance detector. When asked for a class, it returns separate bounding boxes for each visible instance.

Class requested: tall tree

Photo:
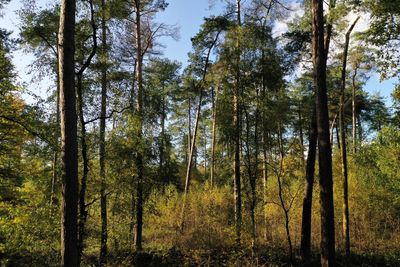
[181,16,229,229]
[339,16,359,257]
[233,0,242,245]
[300,90,317,262]
[99,0,108,263]
[311,0,336,265]
[58,0,78,264]
[133,0,144,251]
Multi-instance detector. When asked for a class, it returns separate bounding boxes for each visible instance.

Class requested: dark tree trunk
[134,0,144,251]
[298,107,305,165]
[159,90,166,182]
[233,0,242,246]
[99,0,108,263]
[311,0,336,265]
[77,75,89,261]
[300,102,317,263]
[277,125,293,264]
[58,0,79,264]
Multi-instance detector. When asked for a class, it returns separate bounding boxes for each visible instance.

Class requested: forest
[0,0,399,266]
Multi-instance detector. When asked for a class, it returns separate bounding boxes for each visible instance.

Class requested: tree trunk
[262,133,269,242]
[188,97,191,164]
[298,107,305,165]
[210,84,218,188]
[300,102,317,263]
[311,0,336,265]
[352,68,358,154]
[340,17,359,257]
[180,35,218,229]
[99,0,108,263]
[134,0,144,251]
[159,91,166,182]
[244,108,256,252]
[233,0,242,246]
[50,61,60,207]
[58,0,79,264]
[77,75,89,261]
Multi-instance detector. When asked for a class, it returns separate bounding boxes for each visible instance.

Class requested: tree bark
[300,102,317,263]
[210,84,218,188]
[311,0,336,265]
[50,60,60,207]
[180,33,219,229]
[340,16,359,257]
[99,0,108,263]
[134,0,144,251]
[233,0,242,246]
[58,0,79,264]
[77,75,89,261]
[159,89,166,182]
[352,67,358,154]
[276,125,293,264]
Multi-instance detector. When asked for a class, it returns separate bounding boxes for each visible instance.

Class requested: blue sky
[0,0,397,106]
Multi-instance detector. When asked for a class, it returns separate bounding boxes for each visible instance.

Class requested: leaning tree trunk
[340,17,359,257]
[99,0,108,263]
[300,102,317,263]
[58,0,79,264]
[311,0,336,265]
[181,33,220,229]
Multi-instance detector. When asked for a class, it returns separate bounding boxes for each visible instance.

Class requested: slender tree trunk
[330,113,338,146]
[203,125,207,179]
[262,133,269,242]
[50,62,60,207]
[298,107,305,165]
[244,109,256,252]
[300,102,317,263]
[276,125,293,264]
[180,35,218,229]
[233,0,242,246]
[340,17,359,257]
[352,68,358,154]
[188,98,191,163]
[77,75,89,261]
[210,84,218,188]
[159,91,166,182]
[311,0,336,265]
[260,53,270,242]
[357,114,362,145]
[134,0,144,251]
[58,0,79,264]
[252,89,260,252]
[99,0,108,262]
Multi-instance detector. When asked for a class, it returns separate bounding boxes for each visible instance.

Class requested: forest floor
[3,246,400,266]
[92,247,400,267]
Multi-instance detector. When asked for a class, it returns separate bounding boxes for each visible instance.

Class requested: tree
[181,16,229,229]
[311,0,336,265]
[130,0,169,251]
[99,0,108,263]
[58,0,79,264]
[339,16,359,257]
